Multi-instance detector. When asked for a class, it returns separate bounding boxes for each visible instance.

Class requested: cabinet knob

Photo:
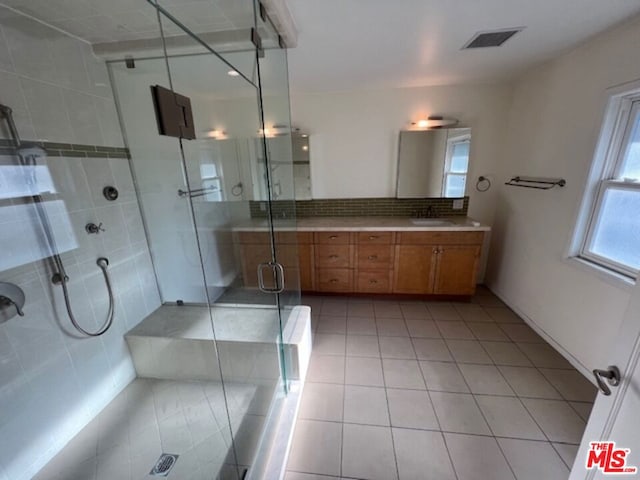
[329,235,338,240]
[368,235,378,240]
[367,255,378,260]
[329,254,339,259]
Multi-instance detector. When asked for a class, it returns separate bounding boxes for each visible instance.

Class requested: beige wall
[486,16,640,374]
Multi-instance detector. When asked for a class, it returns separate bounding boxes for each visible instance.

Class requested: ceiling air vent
[462,28,524,49]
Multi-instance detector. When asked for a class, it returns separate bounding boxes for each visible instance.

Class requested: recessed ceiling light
[228,70,240,77]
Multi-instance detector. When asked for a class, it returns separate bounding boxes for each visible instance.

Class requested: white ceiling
[286,0,640,93]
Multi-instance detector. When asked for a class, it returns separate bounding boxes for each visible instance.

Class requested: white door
[570,279,640,479]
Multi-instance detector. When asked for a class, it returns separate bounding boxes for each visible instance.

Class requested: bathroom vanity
[235,217,489,297]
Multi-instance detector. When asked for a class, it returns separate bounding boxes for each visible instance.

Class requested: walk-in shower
[0,1,308,479]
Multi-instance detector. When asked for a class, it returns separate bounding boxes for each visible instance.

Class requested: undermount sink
[410,219,455,226]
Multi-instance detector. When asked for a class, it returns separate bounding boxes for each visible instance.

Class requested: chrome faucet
[414,206,437,218]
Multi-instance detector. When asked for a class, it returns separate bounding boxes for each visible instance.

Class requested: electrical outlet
[452,198,464,210]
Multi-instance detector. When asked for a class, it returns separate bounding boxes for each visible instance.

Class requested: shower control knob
[103,186,119,201]
[85,222,105,235]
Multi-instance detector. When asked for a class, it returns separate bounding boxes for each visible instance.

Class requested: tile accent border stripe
[249,197,469,218]
[0,139,130,159]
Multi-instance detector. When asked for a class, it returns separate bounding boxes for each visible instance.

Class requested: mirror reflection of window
[396,127,472,198]
[443,132,471,197]
[200,163,223,202]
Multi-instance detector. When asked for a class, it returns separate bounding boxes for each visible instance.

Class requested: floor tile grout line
[339,321,347,480]
[300,379,594,405]
[375,326,401,480]
[289,416,584,444]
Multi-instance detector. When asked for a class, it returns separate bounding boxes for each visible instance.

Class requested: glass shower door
[146,0,298,475]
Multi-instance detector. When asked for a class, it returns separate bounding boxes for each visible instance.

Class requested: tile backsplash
[250,197,469,218]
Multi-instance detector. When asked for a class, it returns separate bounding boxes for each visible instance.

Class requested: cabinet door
[434,245,480,295]
[298,244,314,291]
[392,245,437,294]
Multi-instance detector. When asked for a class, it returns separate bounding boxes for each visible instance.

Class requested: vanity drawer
[357,271,391,293]
[314,232,352,244]
[357,232,394,244]
[398,231,484,245]
[315,245,353,268]
[317,268,353,292]
[357,245,393,270]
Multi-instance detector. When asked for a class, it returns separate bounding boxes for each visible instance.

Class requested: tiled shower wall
[0,8,160,480]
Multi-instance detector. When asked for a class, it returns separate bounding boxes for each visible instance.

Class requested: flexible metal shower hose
[59,258,115,337]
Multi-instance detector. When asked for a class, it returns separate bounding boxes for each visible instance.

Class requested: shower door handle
[257,261,285,294]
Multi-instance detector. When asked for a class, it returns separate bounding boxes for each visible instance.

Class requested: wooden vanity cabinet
[238,229,483,296]
[393,231,483,295]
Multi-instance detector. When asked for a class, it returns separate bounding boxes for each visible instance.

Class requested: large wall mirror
[396,127,471,198]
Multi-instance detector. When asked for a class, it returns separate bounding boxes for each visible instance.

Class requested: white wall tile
[2,14,57,81]
[63,90,103,145]
[51,35,91,93]
[93,96,124,146]
[20,77,74,142]
[0,71,35,140]
[0,23,14,72]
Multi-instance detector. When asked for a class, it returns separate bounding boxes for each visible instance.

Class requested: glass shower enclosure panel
[256,4,301,340]
[124,0,297,475]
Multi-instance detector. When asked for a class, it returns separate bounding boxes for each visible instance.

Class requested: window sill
[564,256,636,291]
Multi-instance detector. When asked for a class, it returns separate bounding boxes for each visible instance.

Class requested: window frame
[442,133,471,198]
[573,87,640,280]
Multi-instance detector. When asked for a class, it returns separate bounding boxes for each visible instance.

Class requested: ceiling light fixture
[227,70,240,77]
[259,125,289,138]
[206,129,227,140]
[409,116,459,130]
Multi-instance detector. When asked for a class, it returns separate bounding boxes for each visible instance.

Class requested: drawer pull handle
[367,255,378,260]
[330,279,339,283]
[329,235,339,240]
[329,255,339,259]
[368,235,379,240]
[369,279,378,284]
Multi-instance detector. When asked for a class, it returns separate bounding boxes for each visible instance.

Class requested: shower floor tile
[34,378,270,480]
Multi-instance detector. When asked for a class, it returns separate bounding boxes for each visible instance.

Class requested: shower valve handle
[85,222,105,235]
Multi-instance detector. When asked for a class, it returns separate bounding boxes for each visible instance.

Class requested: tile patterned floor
[286,288,597,480]
[35,379,273,480]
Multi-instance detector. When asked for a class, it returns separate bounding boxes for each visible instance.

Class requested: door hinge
[150,85,196,140]
[251,28,264,58]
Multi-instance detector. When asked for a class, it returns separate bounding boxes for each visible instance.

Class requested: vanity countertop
[233,216,490,232]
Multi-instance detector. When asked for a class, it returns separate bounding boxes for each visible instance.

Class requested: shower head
[0,104,12,118]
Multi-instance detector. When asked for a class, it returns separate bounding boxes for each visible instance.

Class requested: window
[575,89,640,279]
[443,133,470,197]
